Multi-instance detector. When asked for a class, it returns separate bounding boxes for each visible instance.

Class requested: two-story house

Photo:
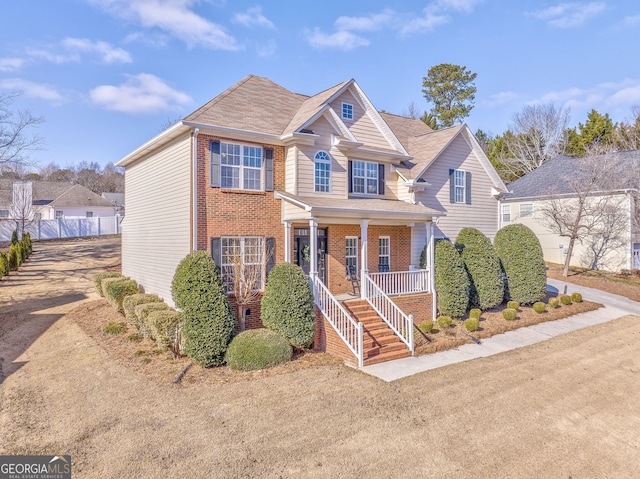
[117,75,507,366]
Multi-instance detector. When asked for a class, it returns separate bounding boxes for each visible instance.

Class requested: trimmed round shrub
[494,224,547,305]
[418,320,434,334]
[123,293,160,327]
[507,300,520,310]
[548,297,560,308]
[456,228,504,310]
[224,329,292,371]
[502,308,517,320]
[571,292,583,303]
[437,316,453,329]
[434,239,470,318]
[93,272,124,297]
[100,275,127,298]
[261,263,315,349]
[533,301,546,314]
[464,318,479,332]
[135,302,170,336]
[560,295,572,305]
[469,308,481,320]
[171,251,235,367]
[146,309,181,350]
[105,279,139,313]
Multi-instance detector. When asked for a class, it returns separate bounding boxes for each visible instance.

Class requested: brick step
[362,333,401,348]
[363,346,411,366]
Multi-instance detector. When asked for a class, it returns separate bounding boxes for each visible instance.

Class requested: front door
[294,227,327,283]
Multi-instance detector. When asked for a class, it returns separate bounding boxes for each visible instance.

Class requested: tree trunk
[562,236,577,277]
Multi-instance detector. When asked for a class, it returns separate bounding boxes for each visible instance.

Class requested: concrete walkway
[362,279,640,382]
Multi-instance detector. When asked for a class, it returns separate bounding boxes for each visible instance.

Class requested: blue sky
[3,0,640,169]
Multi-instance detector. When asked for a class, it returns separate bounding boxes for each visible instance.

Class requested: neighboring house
[500,151,640,272]
[0,180,116,221]
[117,75,507,366]
[102,192,125,216]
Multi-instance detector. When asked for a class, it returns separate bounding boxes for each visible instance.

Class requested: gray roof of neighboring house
[503,150,640,200]
[0,180,115,208]
[102,192,125,207]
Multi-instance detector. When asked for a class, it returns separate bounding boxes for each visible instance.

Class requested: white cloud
[0,58,25,72]
[233,6,275,29]
[528,2,607,28]
[256,39,277,57]
[435,0,484,13]
[90,0,240,50]
[620,14,640,27]
[0,78,63,102]
[401,10,449,34]
[483,91,519,107]
[61,38,132,63]
[90,73,192,114]
[305,29,369,51]
[334,9,396,32]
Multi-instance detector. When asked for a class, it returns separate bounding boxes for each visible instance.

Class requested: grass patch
[103,322,127,335]
[125,333,143,343]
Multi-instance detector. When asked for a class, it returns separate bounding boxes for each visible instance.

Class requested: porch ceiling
[275,190,443,225]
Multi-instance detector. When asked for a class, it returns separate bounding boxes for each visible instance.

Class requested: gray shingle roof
[504,150,640,200]
[0,180,114,208]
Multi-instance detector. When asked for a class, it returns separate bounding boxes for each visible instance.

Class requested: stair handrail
[362,273,414,354]
[310,276,364,368]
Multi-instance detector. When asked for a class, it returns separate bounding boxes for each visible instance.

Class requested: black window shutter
[378,164,385,195]
[465,171,472,205]
[211,237,221,269]
[449,169,455,203]
[264,148,274,191]
[348,160,353,193]
[265,237,276,278]
[210,140,221,187]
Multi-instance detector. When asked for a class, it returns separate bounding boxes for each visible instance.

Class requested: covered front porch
[275,191,442,367]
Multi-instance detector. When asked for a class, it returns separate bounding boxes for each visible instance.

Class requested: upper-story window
[519,203,534,218]
[449,169,471,204]
[210,140,274,192]
[342,102,353,121]
[501,204,511,222]
[350,160,384,195]
[0,209,9,218]
[314,151,331,193]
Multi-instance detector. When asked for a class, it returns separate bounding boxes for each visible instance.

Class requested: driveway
[1,237,640,478]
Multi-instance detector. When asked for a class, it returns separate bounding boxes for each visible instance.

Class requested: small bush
[224,329,292,371]
[99,275,126,298]
[125,333,143,343]
[464,318,479,332]
[261,263,316,349]
[146,309,181,350]
[8,243,21,270]
[469,308,481,320]
[105,279,139,313]
[10,230,18,245]
[103,322,127,335]
[433,239,470,318]
[571,292,583,303]
[548,297,560,308]
[533,302,546,314]
[560,295,572,305]
[437,316,453,329]
[502,308,517,321]
[123,293,160,328]
[93,272,123,297]
[134,302,170,336]
[507,300,520,310]
[0,250,9,277]
[21,233,32,256]
[418,320,434,334]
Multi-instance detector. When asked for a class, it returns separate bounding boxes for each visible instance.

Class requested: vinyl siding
[121,135,191,307]
[503,195,631,272]
[284,145,298,194]
[330,91,390,150]
[417,135,499,241]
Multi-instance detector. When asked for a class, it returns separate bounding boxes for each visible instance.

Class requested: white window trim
[454,169,466,203]
[519,202,534,218]
[314,150,331,193]
[352,160,379,195]
[346,236,358,274]
[501,204,511,222]
[55,211,64,219]
[220,236,265,293]
[220,141,263,191]
[378,236,390,270]
[342,102,353,120]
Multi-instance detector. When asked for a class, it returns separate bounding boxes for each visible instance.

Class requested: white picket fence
[0,216,122,241]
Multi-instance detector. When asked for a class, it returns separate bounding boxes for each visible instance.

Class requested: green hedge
[261,262,316,349]
[171,251,235,367]
[434,239,470,318]
[105,279,139,314]
[456,228,504,310]
[93,272,124,297]
[224,329,292,371]
[146,309,181,350]
[0,251,9,278]
[8,243,20,270]
[494,224,547,305]
[134,302,170,336]
[123,293,160,328]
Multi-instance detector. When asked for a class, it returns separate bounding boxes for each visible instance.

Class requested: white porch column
[283,221,291,263]
[429,221,437,321]
[360,219,369,299]
[309,218,318,279]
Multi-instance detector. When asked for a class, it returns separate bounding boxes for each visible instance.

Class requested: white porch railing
[368,269,430,296]
[363,273,414,354]
[310,276,364,368]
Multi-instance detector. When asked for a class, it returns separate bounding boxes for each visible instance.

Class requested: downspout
[627,190,632,271]
[431,219,437,321]
[192,128,199,251]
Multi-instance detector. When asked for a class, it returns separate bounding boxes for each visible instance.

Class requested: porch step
[343,299,411,367]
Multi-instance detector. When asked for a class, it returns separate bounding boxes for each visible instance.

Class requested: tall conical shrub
[434,239,470,318]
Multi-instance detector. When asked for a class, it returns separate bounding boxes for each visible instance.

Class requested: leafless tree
[539,146,627,276]
[9,181,34,235]
[501,103,570,177]
[615,104,640,151]
[0,91,44,167]
[402,101,422,120]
